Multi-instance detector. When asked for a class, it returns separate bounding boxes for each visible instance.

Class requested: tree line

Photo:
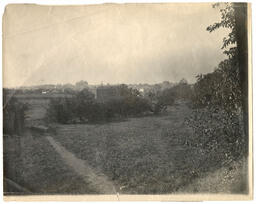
[46,82,192,124]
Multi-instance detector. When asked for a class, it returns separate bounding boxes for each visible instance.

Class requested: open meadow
[3,99,247,194]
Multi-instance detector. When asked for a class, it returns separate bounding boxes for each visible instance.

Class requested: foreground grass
[52,102,202,194]
[4,101,247,194]
[52,102,247,194]
[4,132,97,194]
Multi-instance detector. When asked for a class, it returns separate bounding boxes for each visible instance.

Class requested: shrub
[185,106,246,162]
[192,59,241,113]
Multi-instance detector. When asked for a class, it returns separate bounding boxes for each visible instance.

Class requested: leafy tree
[207,3,248,102]
[194,3,248,114]
[75,89,97,121]
[115,85,151,116]
[191,3,249,157]
[206,3,237,57]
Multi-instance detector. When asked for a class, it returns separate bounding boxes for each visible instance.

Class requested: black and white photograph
[2,1,252,201]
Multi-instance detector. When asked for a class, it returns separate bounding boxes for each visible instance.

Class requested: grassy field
[4,132,98,194]
[51,102,203,194]
[4,99,247,194]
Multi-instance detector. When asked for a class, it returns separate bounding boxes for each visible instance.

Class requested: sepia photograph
[2,1,252,201]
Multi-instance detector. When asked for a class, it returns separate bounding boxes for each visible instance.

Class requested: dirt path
[46,136,117,194]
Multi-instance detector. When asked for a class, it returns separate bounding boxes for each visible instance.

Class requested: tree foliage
[188,3,248,162]
[193,3,242,112]
[206,3,238,59]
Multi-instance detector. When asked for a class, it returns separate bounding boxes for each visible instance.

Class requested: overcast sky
[3,3,229,87]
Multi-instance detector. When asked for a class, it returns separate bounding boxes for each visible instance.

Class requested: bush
[185,106,246,162]
[192,59,241,112]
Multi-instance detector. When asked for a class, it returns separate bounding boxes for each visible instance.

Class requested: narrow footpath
[46,136,116,194]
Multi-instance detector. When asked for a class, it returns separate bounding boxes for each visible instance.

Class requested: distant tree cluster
[46,85,152,124]
[145,79,193,114]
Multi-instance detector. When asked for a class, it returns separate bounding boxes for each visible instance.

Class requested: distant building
[96,86,122,103]
[88,87,97,99]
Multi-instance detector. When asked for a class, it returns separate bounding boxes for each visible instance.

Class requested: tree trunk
[234,3,248,154]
